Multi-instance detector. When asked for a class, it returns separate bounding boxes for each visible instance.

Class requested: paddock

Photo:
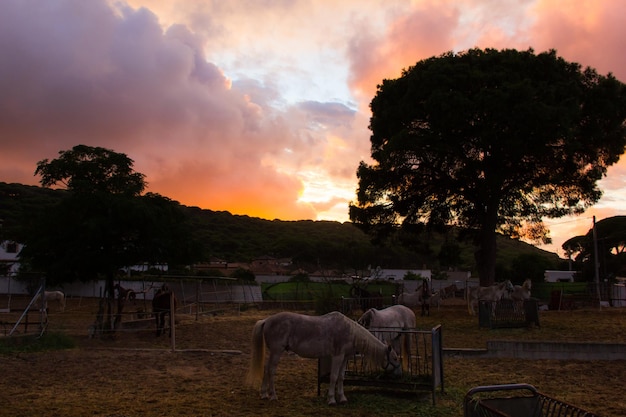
[0,293,625,416]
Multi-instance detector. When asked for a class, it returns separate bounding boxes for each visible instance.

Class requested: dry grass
[1,295,625,416]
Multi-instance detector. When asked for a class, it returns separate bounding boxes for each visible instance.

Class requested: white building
[371,268,432,281]
[544,270,577,283]
[0,240,22,276]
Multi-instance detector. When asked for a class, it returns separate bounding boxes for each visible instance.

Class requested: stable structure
[317,325,444,405]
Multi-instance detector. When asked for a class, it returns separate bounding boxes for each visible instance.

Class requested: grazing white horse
[246,311,400,405]
[467,280,514,315]
[35,290,66,312]
[358,305,416,371]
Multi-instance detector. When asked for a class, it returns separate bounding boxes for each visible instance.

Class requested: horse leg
[327,355,345,405]
[262,351,281,400]
[155,312,163,337]
[335,356,349,404]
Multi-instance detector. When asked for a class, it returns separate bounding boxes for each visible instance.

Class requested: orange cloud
[1,0,624,242]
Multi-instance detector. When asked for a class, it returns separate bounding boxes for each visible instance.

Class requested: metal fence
[317,325,444,405]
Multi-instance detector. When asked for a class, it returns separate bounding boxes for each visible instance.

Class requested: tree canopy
[350,48,626,285]
[562,216,626,279]
[35,144,146,196]
[20,145,201,287]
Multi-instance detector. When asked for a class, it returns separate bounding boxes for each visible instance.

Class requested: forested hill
[0,182,562,275]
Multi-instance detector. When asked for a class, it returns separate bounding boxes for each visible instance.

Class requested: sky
[0,0,625,258]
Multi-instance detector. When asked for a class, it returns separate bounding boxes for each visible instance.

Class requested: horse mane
[357,308,375,327]
[345,315,385,358]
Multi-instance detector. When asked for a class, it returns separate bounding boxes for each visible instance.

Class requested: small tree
[22,145,202,332]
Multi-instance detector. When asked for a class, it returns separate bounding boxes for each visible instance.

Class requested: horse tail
[401,332,411,370]
[246,319,266,387]
[467,287,476,315]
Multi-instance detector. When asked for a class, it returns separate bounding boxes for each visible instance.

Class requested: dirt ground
[1,296,625,417]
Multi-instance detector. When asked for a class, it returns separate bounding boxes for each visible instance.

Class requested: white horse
[467,280,514,315]
[246,311,400,405]
[35,290,66,312]
[398,283,434,315]
[358,305,416,371]
[505,279,532,313]
[397,291,421,307]
[508,279,532,301]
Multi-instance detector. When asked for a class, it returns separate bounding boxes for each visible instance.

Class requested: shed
[544,270,576,283]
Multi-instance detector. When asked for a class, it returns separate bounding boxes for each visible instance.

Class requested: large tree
[562,216,626,280]
[350,48,626,286]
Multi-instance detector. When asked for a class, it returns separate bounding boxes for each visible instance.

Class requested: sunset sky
[1,0,625,257]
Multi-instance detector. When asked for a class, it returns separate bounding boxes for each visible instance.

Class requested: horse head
[382,344,402,376]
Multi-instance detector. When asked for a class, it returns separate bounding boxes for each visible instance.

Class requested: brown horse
[246,311,401,405]
[440,284,458,299]
[114,284,136,302]
[152,286,177,337]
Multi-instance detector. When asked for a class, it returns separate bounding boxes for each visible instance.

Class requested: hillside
[0,182,562,277]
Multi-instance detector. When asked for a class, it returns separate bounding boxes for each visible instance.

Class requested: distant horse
[246,311,401,405]
[358,305,415,371]
[398,281,431,315]
[428,291,443,310]
[114,284,136,302]
[508,279,532,302]
[397,290,421,307]
[467,280,514,315]
[35,290,66,312]
[152,286,177,337]
[349,285,383,311]
[506,279,532,313]
[440,284,458,299]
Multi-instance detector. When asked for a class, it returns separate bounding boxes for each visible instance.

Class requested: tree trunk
[474,204,498,287]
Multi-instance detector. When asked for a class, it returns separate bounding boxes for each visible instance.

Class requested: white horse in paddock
[508,279,532,302]
[467,280,514,315]
[505,279,532,313]
[246,311,400,405]
[397,290,421,307]
[398,281,433,315]
[358,305,416,371]
[35,290,66,312]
